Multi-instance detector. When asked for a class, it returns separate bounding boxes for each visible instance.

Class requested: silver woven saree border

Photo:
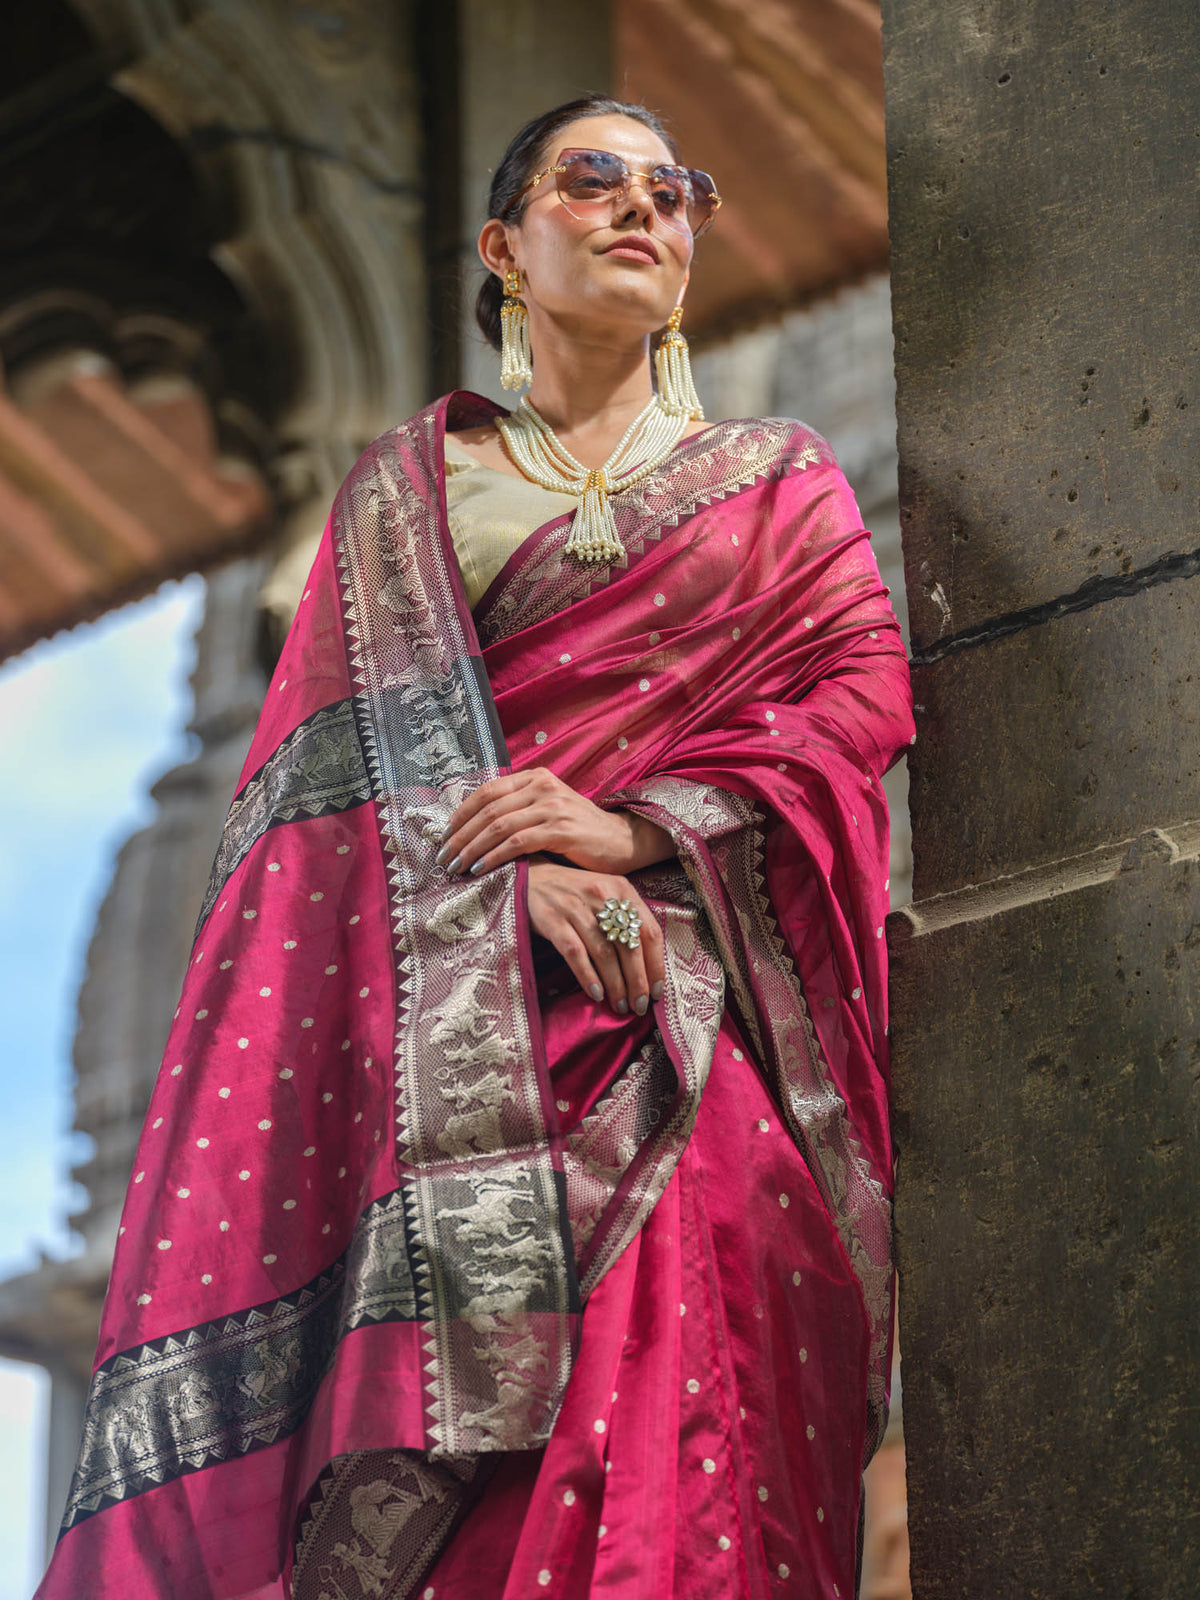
[613,776,894,1459]
[60,1189,421,1533]
[563,875,726,1299]
[332,412,575,1456]
[195,697,371,938]
[292,1449,477,1600]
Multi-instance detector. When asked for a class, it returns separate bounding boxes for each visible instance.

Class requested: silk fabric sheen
[37,391,913,1600]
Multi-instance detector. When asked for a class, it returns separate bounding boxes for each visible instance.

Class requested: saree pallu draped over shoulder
[37,391,913,1600]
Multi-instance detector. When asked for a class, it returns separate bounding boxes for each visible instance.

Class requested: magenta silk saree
[37,391,913,1600]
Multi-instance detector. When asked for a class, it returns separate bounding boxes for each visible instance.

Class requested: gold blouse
[444,432,578,610]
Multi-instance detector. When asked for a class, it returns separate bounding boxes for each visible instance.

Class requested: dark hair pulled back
[474,93,679,353]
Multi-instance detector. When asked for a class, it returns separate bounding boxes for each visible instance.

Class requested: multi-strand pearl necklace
[496,395,691,565]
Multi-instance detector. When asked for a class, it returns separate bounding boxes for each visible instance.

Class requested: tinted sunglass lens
[686,169,719,235]
[650,165,719,235]
[648,167,690,226]
[559,151,626,202]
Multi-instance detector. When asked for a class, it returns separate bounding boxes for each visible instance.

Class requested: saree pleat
[36,391,912,1600]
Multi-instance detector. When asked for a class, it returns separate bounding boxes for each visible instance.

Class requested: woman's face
[486,112,695,343]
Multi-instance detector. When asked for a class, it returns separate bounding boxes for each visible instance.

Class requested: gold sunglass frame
[514,147,722,239]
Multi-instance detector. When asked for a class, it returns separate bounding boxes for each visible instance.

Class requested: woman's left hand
[437,768,673,878]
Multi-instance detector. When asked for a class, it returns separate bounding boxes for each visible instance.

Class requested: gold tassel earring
[499,266,533,391]
[654,304,705,420]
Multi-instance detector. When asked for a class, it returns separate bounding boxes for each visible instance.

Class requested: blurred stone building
[0,3,909,1591]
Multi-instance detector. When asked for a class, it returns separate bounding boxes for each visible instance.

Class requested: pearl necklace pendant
[497,396,690,567]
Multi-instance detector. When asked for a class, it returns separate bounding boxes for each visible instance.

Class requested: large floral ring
[597,896,642,949]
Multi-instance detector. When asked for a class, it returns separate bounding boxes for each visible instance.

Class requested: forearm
[526,809,674,880]
[615,808,676,872]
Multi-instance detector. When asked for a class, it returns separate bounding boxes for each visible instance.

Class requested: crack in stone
[909,542,1200,667]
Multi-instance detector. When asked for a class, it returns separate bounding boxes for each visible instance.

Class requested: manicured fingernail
[469,860,486,875]
[435,844,451,865]
[634,995,648,1016]
[447,854,462,874]
[616,998,629,1016]
[589,983,603,1002]
[651,981,664,1001]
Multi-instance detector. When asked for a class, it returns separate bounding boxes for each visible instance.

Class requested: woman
[37,95,912,1600]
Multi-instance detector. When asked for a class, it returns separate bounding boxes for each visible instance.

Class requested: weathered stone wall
[881,1,1199,1594]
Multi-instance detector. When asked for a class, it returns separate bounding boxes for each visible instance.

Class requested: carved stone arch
[0,9,283,659]
[54,0,428,635]
[0,35,274,431]
[67,0,426,452]
[0,0,428,655]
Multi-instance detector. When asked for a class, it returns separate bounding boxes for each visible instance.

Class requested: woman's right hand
[526,858,665,1017]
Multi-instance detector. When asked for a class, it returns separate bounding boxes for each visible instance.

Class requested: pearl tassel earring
[654,305,705,420]
[499,266,533,391]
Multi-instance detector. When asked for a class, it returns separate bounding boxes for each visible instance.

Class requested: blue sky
[0,577,204,1594]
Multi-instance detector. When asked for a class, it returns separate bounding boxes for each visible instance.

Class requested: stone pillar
[881,2,1199,1595]
[43,1364,87,1561]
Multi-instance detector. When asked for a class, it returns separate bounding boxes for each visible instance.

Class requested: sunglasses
[515,147,722,239]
